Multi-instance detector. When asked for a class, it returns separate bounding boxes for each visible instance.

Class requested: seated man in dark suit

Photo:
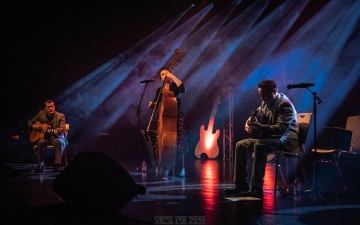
[225,80,302,197]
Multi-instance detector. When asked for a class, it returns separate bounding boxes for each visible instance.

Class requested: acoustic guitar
[30,121,68,143]
[194,95,221,159]
[249,108,263,139]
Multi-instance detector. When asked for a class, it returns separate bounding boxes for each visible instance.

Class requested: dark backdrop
[1,0,359,166]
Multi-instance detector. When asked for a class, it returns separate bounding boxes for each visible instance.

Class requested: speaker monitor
[52,151,138,215]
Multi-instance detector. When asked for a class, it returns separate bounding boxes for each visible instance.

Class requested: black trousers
[234,138,280,189]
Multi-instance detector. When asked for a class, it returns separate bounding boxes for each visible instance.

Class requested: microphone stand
[304,87,325,202]
[135,81,151,172]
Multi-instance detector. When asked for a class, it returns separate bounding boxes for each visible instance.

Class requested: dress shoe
[240,188,263,198]
[36,165,45,172]
[53,165,63,172]
[224,183,249,193]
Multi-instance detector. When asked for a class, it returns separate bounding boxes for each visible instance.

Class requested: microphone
[287,83,315,89]
[140,78,155,83]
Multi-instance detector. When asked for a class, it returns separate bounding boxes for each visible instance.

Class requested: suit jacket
[27,110,68,146]
[256,93,303,154]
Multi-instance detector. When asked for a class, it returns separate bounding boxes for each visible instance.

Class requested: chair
[273,113,312,196]
[346,115,360,152]
[311,117,355,191]
[32,124,70,172]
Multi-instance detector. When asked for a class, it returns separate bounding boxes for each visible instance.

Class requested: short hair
[44,99,54,106]
[158,67,170,78]
[258,80,277,91]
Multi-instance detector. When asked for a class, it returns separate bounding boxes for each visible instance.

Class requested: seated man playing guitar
[28,100,68,172]
[224,80,302,197]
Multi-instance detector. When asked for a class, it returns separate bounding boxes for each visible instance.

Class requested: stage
[1,155,360,225]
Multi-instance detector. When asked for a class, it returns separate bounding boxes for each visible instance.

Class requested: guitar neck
[207,96,221,131]
[44,129,56,133]
[40,127,67,134]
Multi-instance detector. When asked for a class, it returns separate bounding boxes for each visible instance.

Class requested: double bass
[143,49,182,170]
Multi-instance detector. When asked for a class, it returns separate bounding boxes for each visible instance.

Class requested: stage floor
[1,156,360,225]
